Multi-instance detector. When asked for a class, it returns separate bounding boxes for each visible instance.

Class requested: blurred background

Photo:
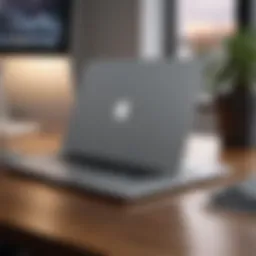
[1,1,255,255]
[1,0,238,145]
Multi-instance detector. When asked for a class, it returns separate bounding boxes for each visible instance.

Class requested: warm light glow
[3,56,73,122]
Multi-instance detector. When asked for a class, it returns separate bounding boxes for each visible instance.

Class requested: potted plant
[206,31,256,149]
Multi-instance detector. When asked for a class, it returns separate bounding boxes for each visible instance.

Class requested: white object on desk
[180,134,222,174]
[0,61,40,138]
[0,121,40,137]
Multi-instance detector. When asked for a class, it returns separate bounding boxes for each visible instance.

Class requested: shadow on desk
[0,224,104,256]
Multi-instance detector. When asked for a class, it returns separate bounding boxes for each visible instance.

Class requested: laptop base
[3,153,229,201]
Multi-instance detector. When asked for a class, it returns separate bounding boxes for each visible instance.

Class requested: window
[177,0,237,58]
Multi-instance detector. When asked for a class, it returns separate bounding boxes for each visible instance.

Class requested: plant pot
[215,87,255,149]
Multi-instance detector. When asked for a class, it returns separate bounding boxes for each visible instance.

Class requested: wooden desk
[1,134,255,256]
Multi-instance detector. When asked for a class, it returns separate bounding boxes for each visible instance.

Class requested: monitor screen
[0,0,71,53]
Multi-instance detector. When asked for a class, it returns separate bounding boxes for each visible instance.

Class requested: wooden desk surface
[1,133,255,256]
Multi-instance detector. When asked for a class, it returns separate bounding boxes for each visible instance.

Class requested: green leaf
[205,30,256,94]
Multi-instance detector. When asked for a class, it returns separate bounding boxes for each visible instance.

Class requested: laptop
[4,60,228,200]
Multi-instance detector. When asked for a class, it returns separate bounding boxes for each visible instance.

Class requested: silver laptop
[4,60,227,200]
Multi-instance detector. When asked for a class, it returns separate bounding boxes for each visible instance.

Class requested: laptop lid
[64,60,202,173]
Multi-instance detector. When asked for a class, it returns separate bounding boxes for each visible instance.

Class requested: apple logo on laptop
[112,99,133,123]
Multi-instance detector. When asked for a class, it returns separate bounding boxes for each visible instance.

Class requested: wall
[71,0,139,83]
[4,56,73,128]
[5,0,139,129]
[5,0,177,130]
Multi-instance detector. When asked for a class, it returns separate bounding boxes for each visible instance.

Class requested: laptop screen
[63,60,202,174]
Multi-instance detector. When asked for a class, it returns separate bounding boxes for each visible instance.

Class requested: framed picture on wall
[0,0,72,53]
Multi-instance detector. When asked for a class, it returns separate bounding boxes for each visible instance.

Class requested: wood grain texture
[1,133,256,256]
